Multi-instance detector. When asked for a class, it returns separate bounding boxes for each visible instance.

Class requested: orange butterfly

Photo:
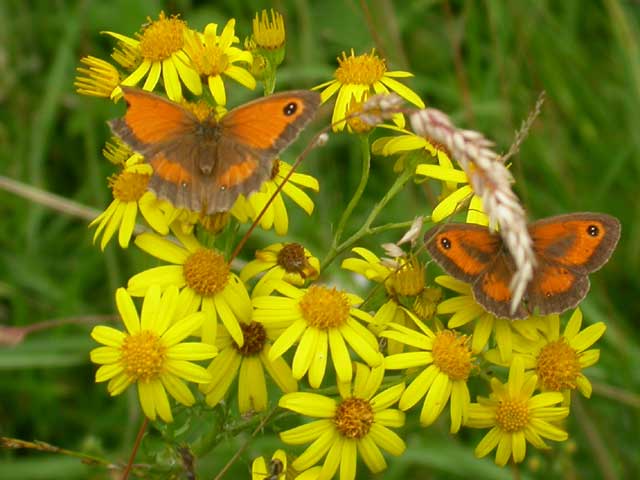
[110,87,321,214]
[425,213,621,319]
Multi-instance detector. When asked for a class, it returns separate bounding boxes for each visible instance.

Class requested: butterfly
[109,86,321,214]
[424,213,621,319]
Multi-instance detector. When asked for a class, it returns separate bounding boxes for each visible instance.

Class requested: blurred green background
[1,0,639,478]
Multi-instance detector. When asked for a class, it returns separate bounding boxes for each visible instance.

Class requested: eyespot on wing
[424,224,502,282]
[529,212,621,272]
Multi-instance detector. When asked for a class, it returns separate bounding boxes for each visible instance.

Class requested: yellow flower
[127,228,252,346]
[104,12,201,101]
[183,19,255,106]
[252,449,287,480]
[341,247,426,297]
[74,56,121,100]
[465,357,569,466]
[279,363,405,480]
[245,159,320,236]
[251,9,285,52]
[373,125,487,224]
[241,243,320,297]
[435,276,541,361]
[382,311,474,433]
[314,49,424,131]
[341,247,426,353]
[200,318,297,413]
[90,286,217,423]
[485,308,605,403]
[253,281,382,388]
[89,154,170,250]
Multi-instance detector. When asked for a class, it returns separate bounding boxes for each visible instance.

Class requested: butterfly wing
[110,88,320,214]
[201,90,321,213]
[109,86,199,157]
[425,223,530,319]
[525,212,621,315]
[110,87,211,210]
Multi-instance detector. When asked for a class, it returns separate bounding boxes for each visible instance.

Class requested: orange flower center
[432,330,473,381]
[235,322,267,356]
[335,49,386,85]
[536,338,581,391]
[298,285,350,329]
[495,398,530,433]
[139,12,187,62]
[121,330,166,382]
[334,397,374,439]
[184,30,229,77]
[109,171,150,202]
[183,249,230,297]
[391,257,425,296]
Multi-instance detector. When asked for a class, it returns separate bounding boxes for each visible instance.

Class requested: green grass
[1,1,639,479]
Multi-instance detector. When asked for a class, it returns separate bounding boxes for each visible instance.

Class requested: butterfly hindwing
[526,258,590,316]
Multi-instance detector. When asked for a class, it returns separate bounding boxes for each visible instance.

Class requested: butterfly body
[110,87,321,213]
[425,213,621,319]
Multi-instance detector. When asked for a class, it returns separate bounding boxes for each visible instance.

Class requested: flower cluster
[80,8,610,480]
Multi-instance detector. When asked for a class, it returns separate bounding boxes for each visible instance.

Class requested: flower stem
[330,134,371,253]
[121,417,148,480]
[321,166,414,270]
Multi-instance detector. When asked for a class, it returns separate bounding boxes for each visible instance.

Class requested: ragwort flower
[465,357,569,466]
[183,19,255,106]
[89,153,170,250]
[241,242,320,297]
[104,11,201,101]
[279,363,405,480]
[485,308,605,403]
[200,319,297,414]
[90,286,217,423]
[314,49,424,131]
[382,310,474,433]
[253,281,382,388]
[127,228,251,346]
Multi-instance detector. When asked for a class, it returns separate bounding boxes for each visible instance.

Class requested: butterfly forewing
[220,90,321,157]
[109,87,199,156]
[424,223,503,283]
[529,213,621,273]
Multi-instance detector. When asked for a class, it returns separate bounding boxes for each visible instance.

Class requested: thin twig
[213,407,278,480]
[0,175,100,222]
[0,175,146,235]
[503,91,546,163]
[121,417,148,480]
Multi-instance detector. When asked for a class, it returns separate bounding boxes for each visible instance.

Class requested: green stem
[321,167,414,270]
[326,135,371,257]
